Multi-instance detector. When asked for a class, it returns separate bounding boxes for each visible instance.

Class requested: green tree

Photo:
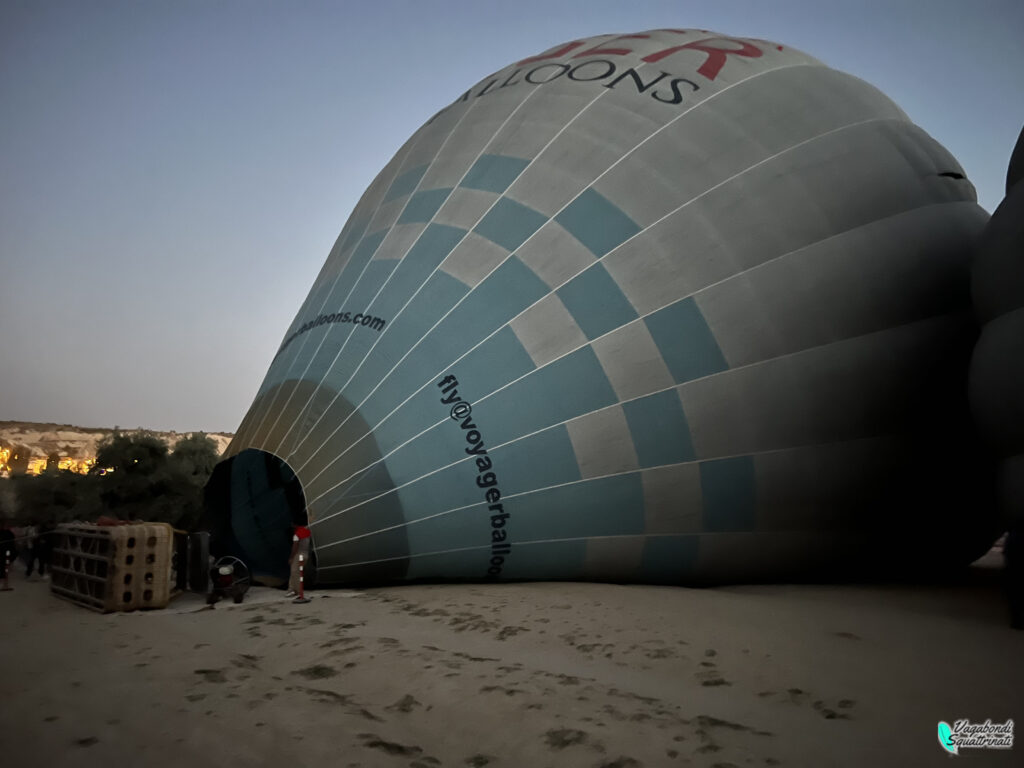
[166,433,220,530]
[10,468,96,525]
[170,433,219,479]
[94,432,169,476]
[8,432,220,530]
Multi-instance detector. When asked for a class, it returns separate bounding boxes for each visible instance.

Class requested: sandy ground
[1,557,1022,768]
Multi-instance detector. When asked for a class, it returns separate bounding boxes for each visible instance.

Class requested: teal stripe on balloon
[398,188,453,224]
[338,217,370,253]
[640,536,700,583]
[407,546,492,581]
[338,229,389,290]
[555,188,641,257]
[510,473,645,541]
[395,466,494,524]
[557,262,639,340]
[460,154,531,194]
[367,326,535,455]
[368,224,466,317]
[394,256,548,403]
[491,425,582,495]
[501,540,588,579]
[644,297,729,384]
[483,346,618,445]
[700,456,756,532]
[473,197,548,252]
[344,271,468,405]
[622,390,696,467]
[383,164,428,202]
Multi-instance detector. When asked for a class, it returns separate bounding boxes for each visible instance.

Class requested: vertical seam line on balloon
[290,61,821,482]
[284,81,611,467]
[237,141,424,450]
[247,102,484,453]
[301,111,899,501]
[305,194,965,519]
[278,79,563,463]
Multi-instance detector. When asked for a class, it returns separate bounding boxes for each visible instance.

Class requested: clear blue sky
[1,0,1021,433]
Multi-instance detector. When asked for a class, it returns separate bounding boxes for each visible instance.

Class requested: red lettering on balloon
[517,41,586,66]
[571,34,650,58]
[642,37,764,80]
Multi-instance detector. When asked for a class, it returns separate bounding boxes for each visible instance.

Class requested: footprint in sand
[193,669,227,683]
[544,728,588,749]
[698,675,731,687]
[357,733,426,758]
[291,664,338,679]
[385,694,422,713]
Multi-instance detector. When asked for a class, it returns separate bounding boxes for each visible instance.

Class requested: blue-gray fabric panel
[554,188,641,257]
[499,540,588,580]
[644,297,728,385]
[481,347,618,445]
[366,224,466,319]
[490,424,582,495]
[363,256,548,430]
[315,261,400,390]
[700,456,757,532]
[508,472,645,542]
[556,262,640,340]
[680,315,973,459]
[346,274,468,411]
[622,390,696,467]
[367,326,536,456]
[694,202,986,368]
[384,164,429,202]
[258,231,389,396]
[267,259,397,396]
[639,536,700,583]
[460,154,531,194]
[397,188,453,224]
[473,197,548,252]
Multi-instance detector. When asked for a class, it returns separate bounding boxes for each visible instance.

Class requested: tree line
[0,432,219,531]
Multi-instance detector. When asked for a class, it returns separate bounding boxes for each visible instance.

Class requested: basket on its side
[50,523,177,612]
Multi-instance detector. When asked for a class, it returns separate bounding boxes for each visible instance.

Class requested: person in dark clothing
[1,524,16,589]
[25,525,50,578]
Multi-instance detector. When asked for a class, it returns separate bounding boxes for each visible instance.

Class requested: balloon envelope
[207,29,996,585]
[970,127,1024,524]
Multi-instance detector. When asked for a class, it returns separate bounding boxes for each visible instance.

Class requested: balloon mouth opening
[203,448,309,585]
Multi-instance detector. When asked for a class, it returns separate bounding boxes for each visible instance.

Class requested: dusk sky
[2,0,1022,433]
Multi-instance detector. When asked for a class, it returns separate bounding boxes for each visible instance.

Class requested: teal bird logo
[938,721,958,755]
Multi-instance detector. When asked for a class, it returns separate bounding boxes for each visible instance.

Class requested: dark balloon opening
[202,448,309,585]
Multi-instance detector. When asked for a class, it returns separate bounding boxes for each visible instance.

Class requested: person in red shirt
[287,524,312,597]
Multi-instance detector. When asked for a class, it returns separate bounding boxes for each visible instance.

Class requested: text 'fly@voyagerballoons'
[439,374,511,577]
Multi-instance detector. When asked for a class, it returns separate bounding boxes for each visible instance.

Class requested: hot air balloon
[970,126,1024,533]
[204,29,998,586]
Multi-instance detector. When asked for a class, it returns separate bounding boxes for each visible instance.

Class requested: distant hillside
[0,421,233,475]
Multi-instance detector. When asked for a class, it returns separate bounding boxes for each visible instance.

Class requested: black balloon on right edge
[970,127,1024,528]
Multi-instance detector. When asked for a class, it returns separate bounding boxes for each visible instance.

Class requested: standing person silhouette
[0,522,16,590]
[287,524,311,598]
